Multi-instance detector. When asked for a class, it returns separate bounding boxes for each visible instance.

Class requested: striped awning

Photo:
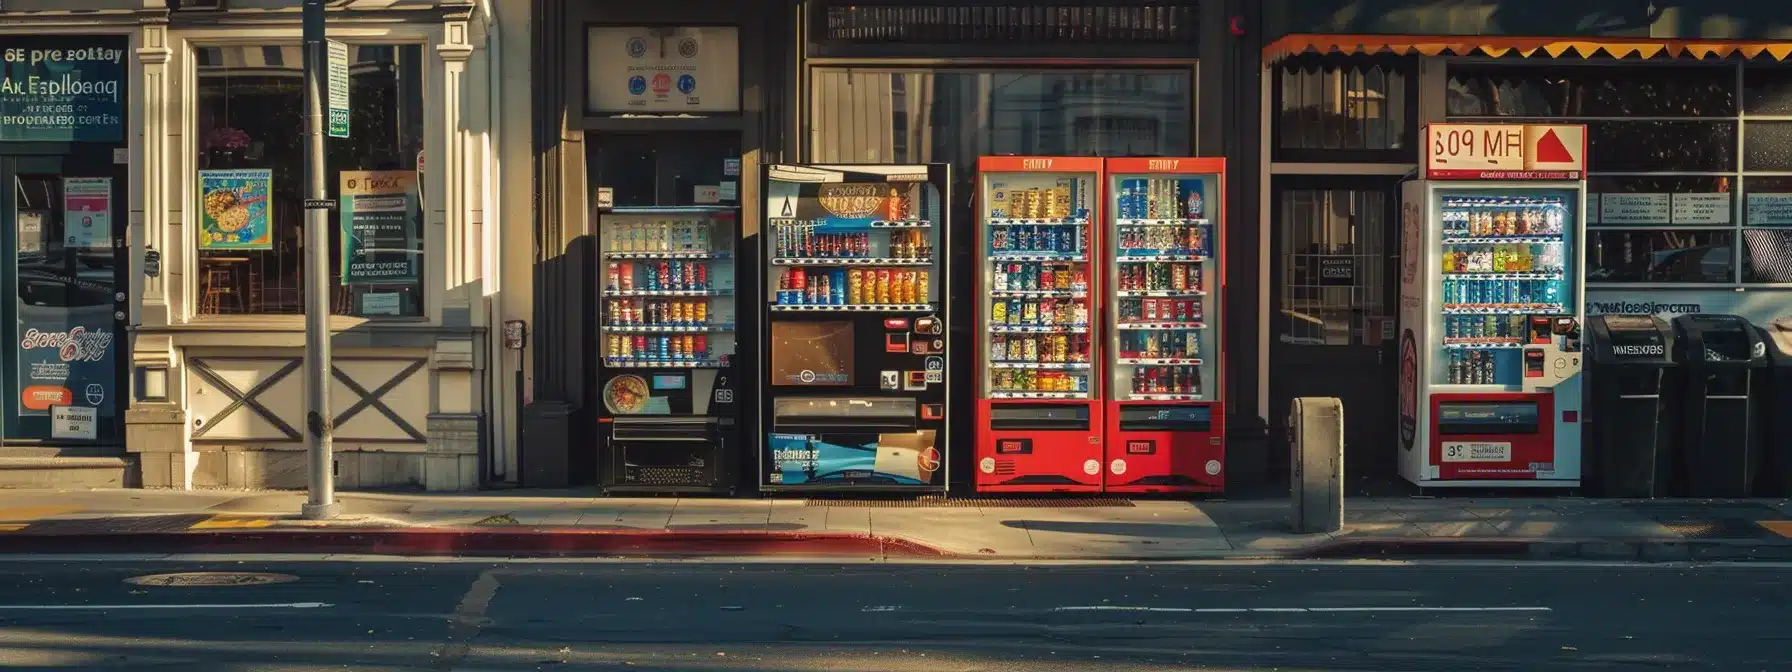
[1265,34,1792,62]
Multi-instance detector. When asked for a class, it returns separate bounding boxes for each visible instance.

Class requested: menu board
[1670,193,1730,225]
[1747,193,1792,225]
[1598,193,1670,225]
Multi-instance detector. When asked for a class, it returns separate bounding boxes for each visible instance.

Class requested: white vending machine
[1397,123,1589,488]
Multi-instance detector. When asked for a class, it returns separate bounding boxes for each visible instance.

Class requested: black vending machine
[597,205,741,494]
[759,164,952,493]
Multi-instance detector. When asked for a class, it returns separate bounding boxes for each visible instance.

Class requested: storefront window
[1275,55,1412,157]
[811,69,1191,167]
[193,44,425,317]
[1450,62,1770,285]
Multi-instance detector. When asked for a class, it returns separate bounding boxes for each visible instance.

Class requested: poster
[17,319,115,421]
[766,430,940,486]
[1746,193,1792,225]
[0,36,128,142]
[197,169,273,249]
[1598,193,1671,225]
[586,26,740,113]
[62,177,110,249]
[16,211,45,254]
[339,170,420,284]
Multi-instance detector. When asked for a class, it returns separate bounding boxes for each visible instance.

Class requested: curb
[0,527,951,559]
[1295,537,1792,562]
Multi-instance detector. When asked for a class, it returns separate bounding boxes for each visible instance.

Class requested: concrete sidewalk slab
[0,488,1784,561]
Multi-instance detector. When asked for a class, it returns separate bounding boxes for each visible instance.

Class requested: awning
[1264,34,1792,63]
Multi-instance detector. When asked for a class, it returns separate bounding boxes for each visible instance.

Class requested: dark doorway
[1268,174,1404,494]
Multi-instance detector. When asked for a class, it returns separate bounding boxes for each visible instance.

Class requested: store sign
[1598,193,1671,224]
[1424,123,1586,180]
[1317,256,1354,287]
[0,36,127,142]
[587,26,740,113]
[339,170,420,285]
[326,40,350,138]
[1669,193,1730,225]
[1586,289,1792,325]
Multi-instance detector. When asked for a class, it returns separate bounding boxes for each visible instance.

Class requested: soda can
[832,270,847,305]
[695,263,709,290]
[607,335,620,358]
[1144,299,1159,321]
[671,334,685,360]
[916,270,930,301]
[1026,188,1044,219]
[657,262,671,289]
[1053,334,1069,362]
[619,335,633,359]
[991,300,1008,324]
[1007,299,1023,325]
[693,300,708,325]
[1072,268,1088,291]
[875,269,891,304]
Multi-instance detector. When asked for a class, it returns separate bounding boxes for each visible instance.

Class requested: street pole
[300,0,339,520]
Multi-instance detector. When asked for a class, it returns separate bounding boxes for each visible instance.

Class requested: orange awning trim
[1265,34,1792,62]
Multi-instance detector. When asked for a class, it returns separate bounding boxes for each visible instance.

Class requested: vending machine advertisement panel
[596,206,741,494]
[974,156,1103,492]
[760,164,951,492]
[1398,123,1588,488]
[1102,157,1226,493]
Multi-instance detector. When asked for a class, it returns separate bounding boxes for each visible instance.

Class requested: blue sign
[677,74,697,94]
[627,75,647,95]
[0,36,128,143]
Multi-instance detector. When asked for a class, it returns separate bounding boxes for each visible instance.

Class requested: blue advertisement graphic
[767,432,939,486]
[677,74,697,94]
[0,36,128,142]
[627,76,646,95]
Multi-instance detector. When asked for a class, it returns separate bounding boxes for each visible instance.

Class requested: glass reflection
[1586,230,1734,283]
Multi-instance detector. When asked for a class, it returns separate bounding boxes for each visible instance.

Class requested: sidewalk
[0,488,1788,561]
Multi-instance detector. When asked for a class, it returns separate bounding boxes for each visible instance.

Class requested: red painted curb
[0,527,951,559]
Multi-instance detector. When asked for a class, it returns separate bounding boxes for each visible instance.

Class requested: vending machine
[596,206,741,494]
[1101,158,1226,493]
[759,164,951,493]
[1397,123,1588,488]
[973,156,1104,492]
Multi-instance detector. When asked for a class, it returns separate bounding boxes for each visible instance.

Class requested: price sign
[1425,123,1586,180]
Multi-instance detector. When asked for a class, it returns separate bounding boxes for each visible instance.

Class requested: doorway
[0,153,129,446]
[1268,174,1403,492]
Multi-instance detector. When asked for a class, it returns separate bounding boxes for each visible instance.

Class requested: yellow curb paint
[0,523,28,532]
[0,506,82,522]
[190,517,277,530]
[1760,521,1792,538]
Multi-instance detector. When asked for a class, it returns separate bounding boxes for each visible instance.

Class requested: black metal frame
[804,0,1202,61]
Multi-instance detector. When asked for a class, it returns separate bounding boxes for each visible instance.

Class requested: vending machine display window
[760,164,952,493]
[1108,173,1216,402]
[1434,191,1577,388]
[982,171,1098,400]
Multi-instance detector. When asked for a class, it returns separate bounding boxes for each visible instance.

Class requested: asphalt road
[0,559,1784,671]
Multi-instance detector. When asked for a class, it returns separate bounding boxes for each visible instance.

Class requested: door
[0,154,129,445]
[1268,175,1401,492]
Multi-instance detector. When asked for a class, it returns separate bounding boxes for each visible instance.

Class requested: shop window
[1741,229,1792,282]
[1744,121,1792,171]
[192,44,425,317]
[1446,65,1735,118]
[1744,65,1792,116]
[1587,120,1736,173]
[1585,230,1734,283]
[811,68,1192,168]
[1273,55,1412,160]
[1275,187,1388,346]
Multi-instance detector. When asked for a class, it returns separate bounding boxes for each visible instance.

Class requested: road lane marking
[0,506,82,521]
[1051,606,1551,614]
[0,602,331,610]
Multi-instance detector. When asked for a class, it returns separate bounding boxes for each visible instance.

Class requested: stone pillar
[436,16,476,325]
[426,338,481,490]
[126,335,191,488]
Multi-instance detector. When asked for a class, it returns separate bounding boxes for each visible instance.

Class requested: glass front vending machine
[759,164,951,493]
[597,206,741,494]
[974,156,1103,492]
[1102,157,1226,493]
[1398,123,1588,488]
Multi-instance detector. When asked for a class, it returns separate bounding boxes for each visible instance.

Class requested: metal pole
[300,0,339,520]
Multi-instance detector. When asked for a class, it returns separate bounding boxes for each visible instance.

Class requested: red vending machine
[974,156,1104,492]
[1102,158,1226,493]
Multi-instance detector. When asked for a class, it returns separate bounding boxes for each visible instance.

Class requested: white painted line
[0,602,331,611]
[1051,605,1551,614]
[861,606,902,612]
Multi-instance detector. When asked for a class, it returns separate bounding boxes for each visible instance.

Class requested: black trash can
[1583,315,1677,497]
[1669,314,1769,497]
[1756,317,1792,497]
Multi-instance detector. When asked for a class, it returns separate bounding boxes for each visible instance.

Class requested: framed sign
[587,26,740,113]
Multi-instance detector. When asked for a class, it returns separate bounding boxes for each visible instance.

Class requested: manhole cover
[125,572,299,587]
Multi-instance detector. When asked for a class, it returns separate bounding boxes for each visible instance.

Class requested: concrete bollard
[1289,397,1344,534]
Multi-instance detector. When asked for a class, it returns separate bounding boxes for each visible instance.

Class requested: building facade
[1251,0,1792,489]
[0,0,512,490]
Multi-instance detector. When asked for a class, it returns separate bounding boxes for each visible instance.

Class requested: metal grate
[1625,502,1787,540]
[806,497,1135,508]
[21,514,215,535]
[626,466,710,486]
[820,3,1199,44]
